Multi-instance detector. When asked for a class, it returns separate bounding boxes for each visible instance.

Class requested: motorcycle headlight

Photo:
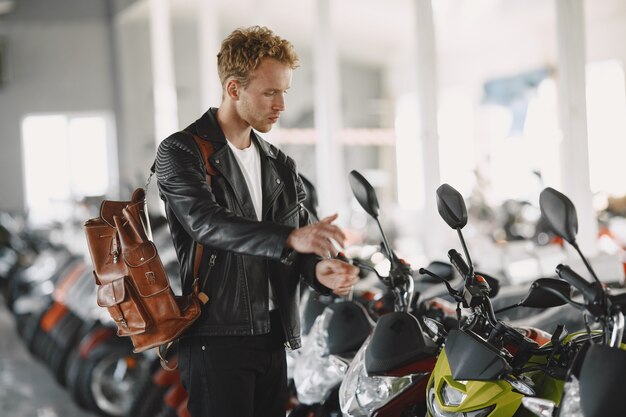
[293,312,348,404]
[428,385,494,417]
[441,382,467,406]
[340,338,428,417]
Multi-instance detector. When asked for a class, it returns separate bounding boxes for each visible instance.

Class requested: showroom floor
[0,299,95,417]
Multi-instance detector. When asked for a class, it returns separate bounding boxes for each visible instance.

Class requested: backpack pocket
[97,277,151,336]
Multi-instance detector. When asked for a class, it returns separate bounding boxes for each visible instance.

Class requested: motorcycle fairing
[365,312,438,375]
[427,349,524,417]
[445,329,512,381]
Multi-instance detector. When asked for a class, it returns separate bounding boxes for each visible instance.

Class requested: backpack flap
[84,217,129,283]
[97,277,150,336]
[97,277,126,308]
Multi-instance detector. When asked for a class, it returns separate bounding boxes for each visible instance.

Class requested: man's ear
[226,79,240,100]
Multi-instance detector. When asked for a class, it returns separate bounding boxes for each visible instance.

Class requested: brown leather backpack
[83,134,214,365]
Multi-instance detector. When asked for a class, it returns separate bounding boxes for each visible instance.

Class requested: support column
[414,0,444,258]
[313,0,347,219]
[197,0,222,110]
[555,0,597,253]
[149,0,178,145]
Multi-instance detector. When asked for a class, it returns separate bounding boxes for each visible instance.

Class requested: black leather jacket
[155,108,330,349]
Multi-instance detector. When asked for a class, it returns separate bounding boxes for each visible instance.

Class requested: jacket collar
[190,108,284,220]
[191,108,278,160]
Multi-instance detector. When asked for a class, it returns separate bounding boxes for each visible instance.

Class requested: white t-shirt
[226,139,263,221]
[226,138,276,309]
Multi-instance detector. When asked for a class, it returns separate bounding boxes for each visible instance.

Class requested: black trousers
[178,310,288,417]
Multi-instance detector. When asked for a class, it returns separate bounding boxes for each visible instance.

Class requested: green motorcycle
[521,187,626,417]
[422,184,619,417]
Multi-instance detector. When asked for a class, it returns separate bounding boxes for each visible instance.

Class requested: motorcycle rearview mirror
[436,184,474,281]
[349,170,379,218]
[539,187,603,292]
[539,187,578,245]
[436,184,468,230]
[349,170,397,266]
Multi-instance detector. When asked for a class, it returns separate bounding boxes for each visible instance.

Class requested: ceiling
[119,0,626,91]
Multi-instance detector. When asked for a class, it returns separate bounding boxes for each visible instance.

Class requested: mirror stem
[457,229,474,279]
[376,218,398,267]
[573,242,609,314]
[572,242,601,286]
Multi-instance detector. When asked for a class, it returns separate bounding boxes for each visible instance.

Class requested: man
[155,26,359,417]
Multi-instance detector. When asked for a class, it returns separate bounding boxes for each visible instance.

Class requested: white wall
[0,0,116,213]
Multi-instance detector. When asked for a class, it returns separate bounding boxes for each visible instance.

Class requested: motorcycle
[423,183,598,417]
[290,293,374,416]
[521,187,626,417]
[339,171,465,417]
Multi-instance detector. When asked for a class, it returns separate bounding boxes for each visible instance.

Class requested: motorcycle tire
[21,302,50,352]
[40,311,74,363]
[77,338,138,417]
[48,313,85,385]
[66,325,116,408]
[14,312,31,338]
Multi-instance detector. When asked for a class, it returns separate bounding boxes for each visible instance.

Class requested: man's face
[236,58,292,133]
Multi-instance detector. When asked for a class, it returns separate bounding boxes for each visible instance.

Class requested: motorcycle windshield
[365,312,437,375]
[445,329,511,381]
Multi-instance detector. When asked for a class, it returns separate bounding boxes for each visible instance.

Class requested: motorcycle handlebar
[556,264,603,305]
[448,249,470,279]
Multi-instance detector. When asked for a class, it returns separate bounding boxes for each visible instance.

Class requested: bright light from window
[586,60,626,196]
[68,117,109,197]
[22,113,112,226]
[438,92,476,195]
[22,115,71,225]
[395,95,422,209]
[521,78,561,188]
[486,77,560,204]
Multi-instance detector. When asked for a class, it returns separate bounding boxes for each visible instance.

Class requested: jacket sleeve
[290,169,332,295]
[155,134,293,259]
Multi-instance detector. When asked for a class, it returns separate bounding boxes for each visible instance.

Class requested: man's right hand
[286,214,346,258]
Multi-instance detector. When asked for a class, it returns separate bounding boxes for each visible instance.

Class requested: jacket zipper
[198,252,217,304]
[276,203,302,224]
[239,256,255,333]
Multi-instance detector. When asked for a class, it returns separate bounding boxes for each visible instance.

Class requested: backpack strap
[148,132,216,304]
[190,134,218,180]
[151,133,217,370]
[189,133,216,305]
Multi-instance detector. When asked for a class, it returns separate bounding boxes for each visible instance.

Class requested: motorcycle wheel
[75,338,137,416]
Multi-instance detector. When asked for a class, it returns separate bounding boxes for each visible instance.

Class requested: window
[21,113,116,226]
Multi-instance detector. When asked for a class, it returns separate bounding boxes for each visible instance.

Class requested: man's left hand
[315,259,360,296]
